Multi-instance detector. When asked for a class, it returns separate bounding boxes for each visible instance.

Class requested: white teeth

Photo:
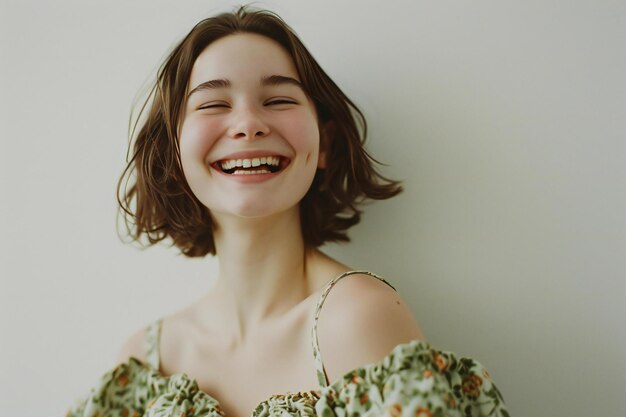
[219,156,282,170]
[233,169,271,175]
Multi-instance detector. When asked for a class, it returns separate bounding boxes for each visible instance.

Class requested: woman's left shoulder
[316,271,425,382]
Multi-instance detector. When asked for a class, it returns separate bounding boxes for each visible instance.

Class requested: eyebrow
[260,75,303,89]
[187,75,303,98]
[187,79,231,98]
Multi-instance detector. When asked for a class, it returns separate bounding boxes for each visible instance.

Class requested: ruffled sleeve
[314,340,509,417]
[66,358,224,417]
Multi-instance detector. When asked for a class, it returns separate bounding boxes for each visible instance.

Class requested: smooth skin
[117,33,424,417]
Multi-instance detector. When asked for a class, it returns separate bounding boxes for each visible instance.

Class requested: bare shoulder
[115,326,148,366]
[316,272,425,383]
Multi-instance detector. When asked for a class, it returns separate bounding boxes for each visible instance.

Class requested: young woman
[68,7,508,417]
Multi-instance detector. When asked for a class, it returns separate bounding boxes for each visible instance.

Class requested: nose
[228,106,270,140]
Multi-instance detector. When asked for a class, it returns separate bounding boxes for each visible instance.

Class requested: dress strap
[145,319,163,371]
[311,270,397,388]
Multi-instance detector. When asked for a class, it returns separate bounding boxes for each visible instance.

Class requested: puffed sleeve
[66,358,224,417]
[314,340,509,417]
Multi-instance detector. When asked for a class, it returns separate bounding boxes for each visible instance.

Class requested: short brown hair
[117,6,402,257]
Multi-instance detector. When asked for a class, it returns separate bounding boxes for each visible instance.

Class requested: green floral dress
[67,271,509,417]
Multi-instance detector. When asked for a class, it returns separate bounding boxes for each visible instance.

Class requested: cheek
[278,112,320,152]
[179,116,220,163]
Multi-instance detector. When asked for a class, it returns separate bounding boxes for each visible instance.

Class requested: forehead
[188,33,299,89]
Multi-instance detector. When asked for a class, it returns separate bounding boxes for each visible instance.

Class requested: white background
[1,1,625,416]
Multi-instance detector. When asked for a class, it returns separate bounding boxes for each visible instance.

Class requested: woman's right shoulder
[114,300,208,367]
[114,308,197,368]
[115,325,149,365]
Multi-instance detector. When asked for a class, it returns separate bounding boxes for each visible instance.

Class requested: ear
[318,121,335,169]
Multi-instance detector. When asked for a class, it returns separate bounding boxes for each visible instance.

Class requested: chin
[216,200,297,220]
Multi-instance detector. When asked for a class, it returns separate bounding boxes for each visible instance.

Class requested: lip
[211,167,285,183]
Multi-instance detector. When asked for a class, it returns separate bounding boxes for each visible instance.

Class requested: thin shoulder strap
[145,319,163,371]
[311,270,397,388]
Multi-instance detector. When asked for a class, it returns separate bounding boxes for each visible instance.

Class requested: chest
[159,308,322,417]
[192,355,320,417]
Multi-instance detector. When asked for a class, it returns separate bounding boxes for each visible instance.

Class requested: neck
[210,207,318,347]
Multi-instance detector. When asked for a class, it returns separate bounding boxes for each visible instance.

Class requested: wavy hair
[117,6,402,257]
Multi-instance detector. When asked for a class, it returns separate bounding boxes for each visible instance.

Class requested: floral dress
[67,271,509,417]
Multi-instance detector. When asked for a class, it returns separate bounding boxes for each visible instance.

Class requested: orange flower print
[350,373,363,384]
[360,393,369,404]
[90,412,99,417]
[321,390,337,402]
[122,410,128,417]
[415,407,433,417]
[434,354,447,372]
[461,374,484,400]
[116,373,129,387]
[423,369,433,378]
[388,403,402,417]
[443,393,457,408]
[132,412,139,417]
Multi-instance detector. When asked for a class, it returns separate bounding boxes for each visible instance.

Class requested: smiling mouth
[211,156,291,175]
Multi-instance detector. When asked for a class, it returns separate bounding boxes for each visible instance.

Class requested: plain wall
[1,0,624,416]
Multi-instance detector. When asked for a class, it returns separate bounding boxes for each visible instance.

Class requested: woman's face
[179,33,324,222]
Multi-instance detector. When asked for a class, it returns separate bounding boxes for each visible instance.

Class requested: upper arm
[316,274,424,384]
[115,326,148,366]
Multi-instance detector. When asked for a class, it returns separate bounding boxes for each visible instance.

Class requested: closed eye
[198,103,230,110]
[266,99,297,106]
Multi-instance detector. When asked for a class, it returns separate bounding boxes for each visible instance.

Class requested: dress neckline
[141,270,401,417]
[128,338,427,417]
